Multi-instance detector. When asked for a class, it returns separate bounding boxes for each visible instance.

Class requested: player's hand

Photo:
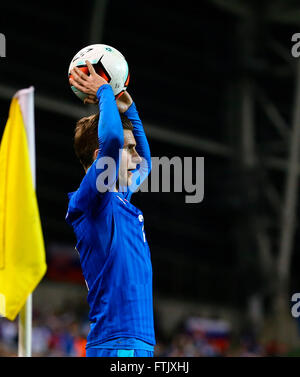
[116,91,133,113]
[69,60,107,99]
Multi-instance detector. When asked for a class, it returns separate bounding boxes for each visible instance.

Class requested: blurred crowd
[1,312,299,357]
[0,311,88,357]
[155,318,290,357]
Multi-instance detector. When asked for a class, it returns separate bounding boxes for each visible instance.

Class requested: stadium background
[1,0,300,356]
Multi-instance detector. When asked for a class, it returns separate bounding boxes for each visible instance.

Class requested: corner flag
[0,89,47,322]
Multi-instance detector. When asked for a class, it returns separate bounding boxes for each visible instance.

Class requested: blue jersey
[66,85,155,348]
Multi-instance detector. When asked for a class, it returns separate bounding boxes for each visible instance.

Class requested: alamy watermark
[0,33,6,57]
[95,153,204,204]
[291,293,300,318]
[291,33,300,58]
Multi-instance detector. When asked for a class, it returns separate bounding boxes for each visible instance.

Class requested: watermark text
[94,153,204,204]
[0,33,6,57]
[291,33,300,58]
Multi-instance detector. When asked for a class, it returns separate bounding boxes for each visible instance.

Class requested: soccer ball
[68,44,130,102]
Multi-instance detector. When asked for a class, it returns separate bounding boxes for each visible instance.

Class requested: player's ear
[93,149,100,161]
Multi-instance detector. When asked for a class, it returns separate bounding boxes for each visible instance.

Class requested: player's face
[119,130,142,187]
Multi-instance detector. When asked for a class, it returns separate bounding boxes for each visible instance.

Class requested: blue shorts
[86,337,154,357]
[86,348,153,357]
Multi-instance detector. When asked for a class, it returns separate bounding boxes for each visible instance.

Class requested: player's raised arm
[116,91,151,197]
[68,61,124,209]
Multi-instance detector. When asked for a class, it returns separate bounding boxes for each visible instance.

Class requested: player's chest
[113,195,148,246]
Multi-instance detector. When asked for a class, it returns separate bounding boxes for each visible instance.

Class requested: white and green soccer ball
[68,44,130,101]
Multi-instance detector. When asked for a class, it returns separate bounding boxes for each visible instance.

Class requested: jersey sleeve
[123,102,152,201]
[70,84,124,213]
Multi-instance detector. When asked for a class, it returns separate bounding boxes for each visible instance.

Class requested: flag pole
[18,295,32,356]
[16,86,35,357]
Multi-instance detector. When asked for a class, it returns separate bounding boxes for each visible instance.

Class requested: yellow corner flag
[0,93,47,321]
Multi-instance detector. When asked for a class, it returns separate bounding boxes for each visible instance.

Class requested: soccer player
[66,61,155,357]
